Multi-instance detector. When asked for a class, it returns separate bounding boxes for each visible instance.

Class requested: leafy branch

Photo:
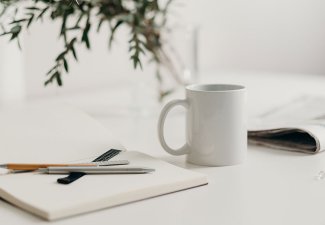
[0,0,181,99]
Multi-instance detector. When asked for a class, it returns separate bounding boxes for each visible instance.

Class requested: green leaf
[68,37,77,46]
[160,89,174,99]
[10,25,21,33]
[64,26,81,31]
[131,55,142,69]
[37,6,49,20]
[55,51,66,61]
[9,19,27,24]
[67,37,78,61]
[55,72,62,86]
[97,18,104,32]
[128,45,136,52]
[74,13,84,27]
[44,79,51,86]
[71,46,78,61]
[108,20,123,48]
[63,58,69,72]
[17,38,21,50]
[138,47,145,55]
[60,14,67,36]
[81,20,91,49]
[82,34,90,48]
[27,14,34,28]
[26,7,40,11]
[46,65,58,75]
[9,25,21,40]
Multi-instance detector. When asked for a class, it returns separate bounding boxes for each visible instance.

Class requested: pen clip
[57,149,123,184]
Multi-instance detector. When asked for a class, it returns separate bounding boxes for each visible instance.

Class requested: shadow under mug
[158,84,247,166]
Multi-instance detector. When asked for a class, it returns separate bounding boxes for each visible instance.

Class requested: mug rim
[186,83,245,93]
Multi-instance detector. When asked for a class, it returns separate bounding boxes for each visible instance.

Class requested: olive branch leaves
[0,0,178,100]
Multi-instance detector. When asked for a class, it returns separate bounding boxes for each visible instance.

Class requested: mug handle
[158,99,189,156]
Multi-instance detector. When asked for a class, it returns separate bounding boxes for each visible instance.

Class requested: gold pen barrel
[3,160,129,171]
[6,163,95,171]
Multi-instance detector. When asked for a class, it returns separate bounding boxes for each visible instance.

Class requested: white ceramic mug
[158,84,247,166]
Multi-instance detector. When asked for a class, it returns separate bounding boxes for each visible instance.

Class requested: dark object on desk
[57,149,122,185]
[57,172,86,184]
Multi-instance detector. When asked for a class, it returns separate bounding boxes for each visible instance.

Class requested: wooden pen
[0,160,129,171]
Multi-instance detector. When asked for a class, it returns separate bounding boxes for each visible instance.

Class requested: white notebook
[0,103,208,220]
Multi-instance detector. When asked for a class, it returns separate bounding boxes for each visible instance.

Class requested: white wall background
[0,40,25,105]
[1,0,325,99]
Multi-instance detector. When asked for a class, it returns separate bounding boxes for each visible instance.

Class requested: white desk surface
[2,71,325,225]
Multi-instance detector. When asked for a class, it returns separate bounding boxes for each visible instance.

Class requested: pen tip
[0,164,6,168]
